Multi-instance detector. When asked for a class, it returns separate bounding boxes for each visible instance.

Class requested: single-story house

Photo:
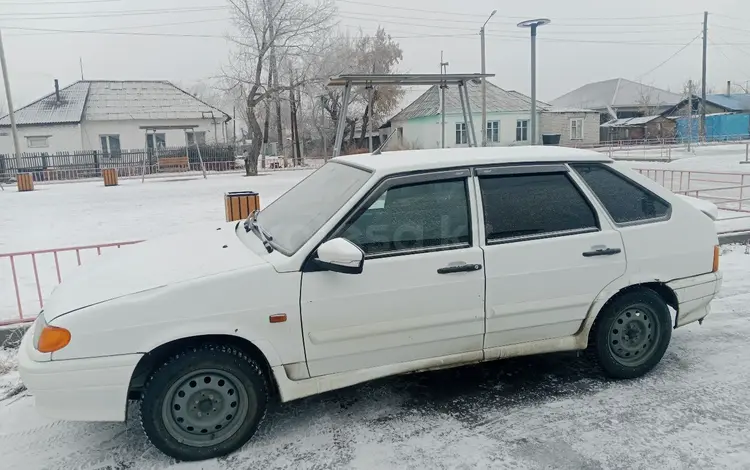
[551,78,682,140]
[0,80,231,156]
[665,92,750,117]
[539,108,601,146]
[379,81,601,150]
[380,81,549,150]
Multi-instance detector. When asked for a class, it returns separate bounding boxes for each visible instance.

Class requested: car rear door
[476,164,627,357]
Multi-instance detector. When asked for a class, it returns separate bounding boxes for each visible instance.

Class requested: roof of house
[390,81,549,122]
[334,146,611,174]
[550,78,683,111]
[600,115,665,127]
[705,93,750,111]
[0,80,230,127]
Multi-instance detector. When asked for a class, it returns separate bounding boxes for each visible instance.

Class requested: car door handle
[582,248,622,257]
[437,263,482,274]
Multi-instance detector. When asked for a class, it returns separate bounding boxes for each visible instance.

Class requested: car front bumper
[17,326,143,422]
[669,271,723,328]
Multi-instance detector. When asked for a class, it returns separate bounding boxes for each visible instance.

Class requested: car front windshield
[256,162,372,255]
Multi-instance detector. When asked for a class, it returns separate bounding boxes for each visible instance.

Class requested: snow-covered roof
[0,80,230,127]
[600,115,663,127]
[550,78,682,111]
[0,81,90,126]
[335,146,611,174]
[390,81,549,122]
[543,107,599,113]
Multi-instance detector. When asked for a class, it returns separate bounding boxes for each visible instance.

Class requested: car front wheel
[592,289,672,379]
[140,344,268,461]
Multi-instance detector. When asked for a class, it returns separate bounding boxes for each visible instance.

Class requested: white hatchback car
[19,147,722,461]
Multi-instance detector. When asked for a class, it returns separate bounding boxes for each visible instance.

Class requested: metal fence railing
[0,241,144,326]
[0,145,237,182]
[634,168,750,212]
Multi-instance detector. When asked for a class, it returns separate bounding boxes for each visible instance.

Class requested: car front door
[300,169,486,377]
[476,164,627,357]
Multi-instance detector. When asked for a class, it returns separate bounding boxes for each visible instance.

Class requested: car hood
[43,223,266,321]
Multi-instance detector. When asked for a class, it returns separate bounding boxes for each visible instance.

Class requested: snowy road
[1,244,750,469]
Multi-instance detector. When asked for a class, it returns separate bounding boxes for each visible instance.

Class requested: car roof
[333,146,612,173]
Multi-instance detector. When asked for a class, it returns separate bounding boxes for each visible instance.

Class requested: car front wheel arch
[128,334,277,400]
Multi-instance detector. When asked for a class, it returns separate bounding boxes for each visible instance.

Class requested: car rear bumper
[668,271,723,328]
[17,327,142,422]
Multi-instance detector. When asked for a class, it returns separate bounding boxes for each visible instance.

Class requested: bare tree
[225,0,336,175]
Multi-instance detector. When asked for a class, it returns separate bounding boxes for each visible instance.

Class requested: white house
[0,80,231,155]
[381,81,550,150]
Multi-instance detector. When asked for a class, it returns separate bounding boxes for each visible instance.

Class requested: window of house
[100,135,121,157]
[479,172,598,243]
[570,163,670,224]
[186,131,206,146]
[146,133,166,150]
[570,118,584,140]
[26,136,49,148]
[487,121,500,142]
[341,178,471,257]
[516,120,529,141]
[456,123,467,145]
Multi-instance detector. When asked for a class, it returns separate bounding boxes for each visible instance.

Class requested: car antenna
[372,130,397,156]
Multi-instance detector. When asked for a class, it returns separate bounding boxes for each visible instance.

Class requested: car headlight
[32,313,71,353]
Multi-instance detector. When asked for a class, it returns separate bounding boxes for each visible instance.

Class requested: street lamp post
[517,18,550,145]
[480,10,497,147]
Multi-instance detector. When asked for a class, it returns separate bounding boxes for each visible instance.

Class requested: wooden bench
[158,156,190,172]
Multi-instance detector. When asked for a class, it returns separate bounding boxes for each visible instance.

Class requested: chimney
[727,80,731,97]
[54,79,60,103]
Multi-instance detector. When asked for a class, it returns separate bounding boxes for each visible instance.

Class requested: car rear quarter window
[479,172,598,243]
[570,163,670,224]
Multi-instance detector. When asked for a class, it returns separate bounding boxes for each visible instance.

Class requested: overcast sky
[1,0,749,112]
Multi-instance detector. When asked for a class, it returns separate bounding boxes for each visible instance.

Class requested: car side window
[479,172,599,243]
[341,178,471,257]
[570,163,670,224]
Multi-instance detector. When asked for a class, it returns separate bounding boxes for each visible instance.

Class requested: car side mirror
[315,238,364,274]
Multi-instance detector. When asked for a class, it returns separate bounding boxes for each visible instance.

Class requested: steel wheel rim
[608,306,660,367]
[161,368,252,448]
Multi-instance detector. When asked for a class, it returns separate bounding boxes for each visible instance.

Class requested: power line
[1,25,227,38]
[708,37,750,79]
[335,0,701,21]
[0,6,227,20]
[635,32,702,80]
[6,18,230,36]
[0,0,120,3]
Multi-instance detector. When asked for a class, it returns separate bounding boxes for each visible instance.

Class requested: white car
[18,147,722,461]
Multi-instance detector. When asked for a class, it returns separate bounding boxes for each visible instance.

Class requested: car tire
[140,344,268,461]
[592,289,672,379]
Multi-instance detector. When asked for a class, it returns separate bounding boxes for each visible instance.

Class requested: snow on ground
[0,245,748,469]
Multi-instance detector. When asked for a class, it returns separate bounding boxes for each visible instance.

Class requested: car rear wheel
[140,344,268,461]
[592,289,672,379]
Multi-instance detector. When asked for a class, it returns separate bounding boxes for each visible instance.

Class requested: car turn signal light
[713,245,720,273]
[37,326,71,353]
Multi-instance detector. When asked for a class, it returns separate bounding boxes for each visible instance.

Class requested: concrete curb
[718,231,750,246]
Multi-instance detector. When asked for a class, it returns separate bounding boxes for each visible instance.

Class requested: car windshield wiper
[243,210,274,253]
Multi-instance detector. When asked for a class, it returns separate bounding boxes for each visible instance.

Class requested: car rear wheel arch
[128,335,277,400]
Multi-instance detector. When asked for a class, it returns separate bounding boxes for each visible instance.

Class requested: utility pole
[367,85,374,152]
[0,29,22,172]
[440,51,449,148]
[480,10,496,147]
[518,19,550,145]
[79,57,84,80]
[700,11,708,140]
[687,80,693,151]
